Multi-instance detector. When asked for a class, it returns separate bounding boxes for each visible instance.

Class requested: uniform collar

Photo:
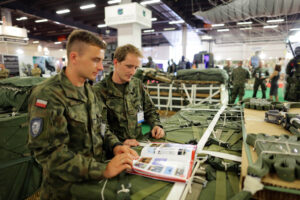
[106,72,134,97]
[59,67,88,102]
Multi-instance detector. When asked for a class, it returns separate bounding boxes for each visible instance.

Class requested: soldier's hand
[103,153,133,178]
[113,145,139,159]
[123,139,140,147]
[151,126,165,139]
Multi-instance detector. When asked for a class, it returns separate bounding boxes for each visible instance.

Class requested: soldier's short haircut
[66,30,106,58]
[114,44,143,62]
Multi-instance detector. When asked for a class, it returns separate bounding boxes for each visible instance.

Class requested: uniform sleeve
[28,92,106,183]
[101,103,122,153]
[141,81,162,129]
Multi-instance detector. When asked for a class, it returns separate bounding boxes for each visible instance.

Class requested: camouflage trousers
[231,85,245,104]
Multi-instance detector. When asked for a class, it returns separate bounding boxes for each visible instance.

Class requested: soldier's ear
[113,58,118,66]
[69,51,78,64]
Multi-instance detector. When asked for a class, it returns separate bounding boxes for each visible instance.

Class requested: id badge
[100,123,106,137]
[137,111,144,124]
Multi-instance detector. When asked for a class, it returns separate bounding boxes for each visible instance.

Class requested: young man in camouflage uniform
[28,30,138,200]
[231,61,250,103]
[252,61,269,98]
[94,44,164,147]
[0,63,9,80]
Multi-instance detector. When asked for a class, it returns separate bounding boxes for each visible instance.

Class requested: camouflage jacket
[93,72,162,141]
[232,66,250,86]
[0,68,9,80]
[28,68,120,199]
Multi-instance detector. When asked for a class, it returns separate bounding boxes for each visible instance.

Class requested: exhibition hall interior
[0,0,300,200]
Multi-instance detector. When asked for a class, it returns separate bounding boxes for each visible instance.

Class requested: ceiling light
[54,42,62,44]
[16,16,28,21]
[217,29,229,32]
[263,25,278,29]
[33,41,39,44]
[267,19,284,23]
[108,0,121,4]
[55,21,61,24]
[164,27,175,31]
[56,9,70,14]
[35,19,48,23]
[169,20,184,24]
[16,49,24,54]
[97,24,107,28]
[80,4,96,9]
[240,27,252,30]
[151,18,157,21]
[212,23,224,27]
[289,28,300,31]
[143,29,154,33]
[202,35,213,40]
[141,0,161,5]
[237,21,252,25]
[59,49,64,51]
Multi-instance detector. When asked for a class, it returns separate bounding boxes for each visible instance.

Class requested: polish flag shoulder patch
[35,99,48,108]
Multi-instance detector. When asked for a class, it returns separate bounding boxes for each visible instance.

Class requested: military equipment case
[0,77,45,112]
[0,113,42,200]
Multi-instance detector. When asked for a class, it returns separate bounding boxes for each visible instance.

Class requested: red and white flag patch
[35,99,48,108]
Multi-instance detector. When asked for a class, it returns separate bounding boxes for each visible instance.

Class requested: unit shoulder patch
[30,118,43,138]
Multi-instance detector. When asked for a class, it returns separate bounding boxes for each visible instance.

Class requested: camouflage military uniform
[285,55,300,101]
[0,68,9,80]
[231,66,250,103]
[28,68,120,199]
[252,67,269,98]
[31,67,41,77]
[93,72,162,142]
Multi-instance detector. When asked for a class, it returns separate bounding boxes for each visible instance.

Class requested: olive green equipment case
[0,77,45,112]
[0,112,42,200]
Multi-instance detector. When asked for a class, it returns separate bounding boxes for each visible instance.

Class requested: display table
[241,107,300,199]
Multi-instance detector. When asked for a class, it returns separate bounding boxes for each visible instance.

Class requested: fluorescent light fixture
[267,19,284,23]
[35,19,48,23]
[16,49,24,54]
[212,23,224,27]
[202,35,213,40]
[151,18,157,21]
[143,29,154,33]
[54,21,61,24]
[263,25,278,29]
[80,4,96,9]
[240,27,252,30]
[169,20,184,24]
[56,9,70,14]
[54,41,62,44]
[164,27,175,31]
[290,28,300,31]
[16,16,28,21]
[217,29,229,32]
[33,41,39,44]
[141,0,161,5]
[237,21,252,25]
[108,0,121,4]
[97,24,107,28]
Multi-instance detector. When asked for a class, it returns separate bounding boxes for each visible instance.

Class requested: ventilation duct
[193,0,300,24]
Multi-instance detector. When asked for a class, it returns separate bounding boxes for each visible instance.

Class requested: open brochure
[130,143,197,183]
